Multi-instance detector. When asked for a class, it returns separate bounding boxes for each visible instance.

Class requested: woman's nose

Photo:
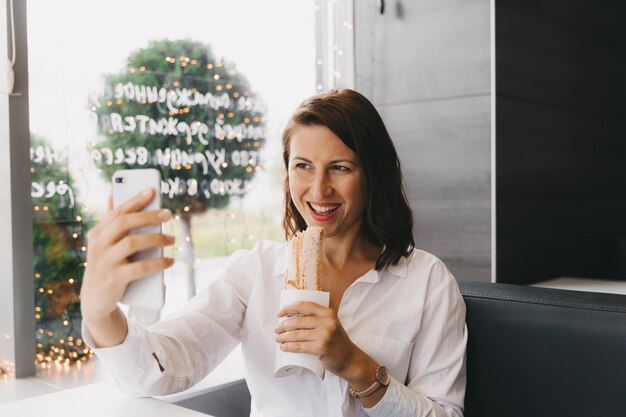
[311,171,332,199]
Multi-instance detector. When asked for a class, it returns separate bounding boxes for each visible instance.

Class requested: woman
[80,89,467,417]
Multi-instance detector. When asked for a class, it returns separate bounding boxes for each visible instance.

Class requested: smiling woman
[83,89,467,417]
[282,89,415,271]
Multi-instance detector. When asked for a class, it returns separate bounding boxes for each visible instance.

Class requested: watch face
[377,366,390,385]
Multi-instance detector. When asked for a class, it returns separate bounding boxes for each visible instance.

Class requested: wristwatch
[349,365,390,398]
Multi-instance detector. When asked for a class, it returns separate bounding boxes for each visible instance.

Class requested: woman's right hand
[80,188,175,323]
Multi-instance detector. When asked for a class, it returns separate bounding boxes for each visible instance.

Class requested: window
[26,0,316,376]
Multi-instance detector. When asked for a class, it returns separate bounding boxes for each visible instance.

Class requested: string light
[31,141,92,367]
[40,46,279,367]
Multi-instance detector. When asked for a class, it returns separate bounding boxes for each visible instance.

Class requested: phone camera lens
[115,177,125,184]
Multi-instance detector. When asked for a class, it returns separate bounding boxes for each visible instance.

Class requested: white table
[0,382,212,417]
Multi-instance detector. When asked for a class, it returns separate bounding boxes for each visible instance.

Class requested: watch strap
[349,365,389,398]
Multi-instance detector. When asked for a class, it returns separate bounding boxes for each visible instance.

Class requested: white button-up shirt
[83,240,467,417]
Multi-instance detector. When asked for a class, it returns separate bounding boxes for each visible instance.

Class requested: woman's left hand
[275,301,365,378]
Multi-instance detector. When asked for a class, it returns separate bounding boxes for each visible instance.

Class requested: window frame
[0,0,36,378]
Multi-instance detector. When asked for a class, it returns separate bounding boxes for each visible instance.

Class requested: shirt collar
[387,254,409,278]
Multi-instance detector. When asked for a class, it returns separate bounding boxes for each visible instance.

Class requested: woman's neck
[320,229,382,305]
[322,229,381,270]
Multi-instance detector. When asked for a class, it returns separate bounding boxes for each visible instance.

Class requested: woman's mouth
[308,202,341,220]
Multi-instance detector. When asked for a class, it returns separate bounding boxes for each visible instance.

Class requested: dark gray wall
[496,0,626,284]
[354,0,492,282]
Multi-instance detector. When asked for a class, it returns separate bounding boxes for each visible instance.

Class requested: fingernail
[158,209,172,220]
[166,235,176,243]
[142,188,153,196]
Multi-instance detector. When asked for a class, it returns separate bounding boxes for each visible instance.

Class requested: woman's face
[288,125,368,240]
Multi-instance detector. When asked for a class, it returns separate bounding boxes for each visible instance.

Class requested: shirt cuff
[363,376,403,417]
[363,376,463,417]
[81,318,151,377]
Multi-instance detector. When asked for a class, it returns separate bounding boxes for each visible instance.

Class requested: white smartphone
[112,168,165,311]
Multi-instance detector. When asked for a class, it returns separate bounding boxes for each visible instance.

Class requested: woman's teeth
[309,203,340,214]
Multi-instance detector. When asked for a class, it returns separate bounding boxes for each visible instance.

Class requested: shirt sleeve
[364,377,463,417]
[82,246,258,397]
[364,261,468,417]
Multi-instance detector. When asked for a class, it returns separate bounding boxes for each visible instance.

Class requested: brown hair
[282,89,415,270]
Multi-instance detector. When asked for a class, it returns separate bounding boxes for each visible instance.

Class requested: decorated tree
[31,135,93,366]
[90,39,266,295]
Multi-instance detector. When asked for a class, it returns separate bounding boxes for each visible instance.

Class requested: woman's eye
[331,165,350,172]
[294,162,310,170]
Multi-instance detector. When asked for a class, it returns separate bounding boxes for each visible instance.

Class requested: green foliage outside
[90,38,267,216]
[31,135,93,365]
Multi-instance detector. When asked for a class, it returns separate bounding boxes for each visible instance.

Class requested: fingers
[100,188,157,227]
[92,188,161,240]
[276,329,318,344]
[275,315,325,333]
[118,257,175,283]
[276,301,332,319]
[275,324,321,355]
[98,209,172,246]
[112,187,157,216]
[111,233,175,260]
[278,341,316,353]
[274,305,355,369]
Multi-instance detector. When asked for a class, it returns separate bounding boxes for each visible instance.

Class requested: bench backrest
[460,281,626,417]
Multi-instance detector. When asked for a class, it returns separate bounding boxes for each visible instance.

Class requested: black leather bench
[175,282,626,417]
[460,281,626,417]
